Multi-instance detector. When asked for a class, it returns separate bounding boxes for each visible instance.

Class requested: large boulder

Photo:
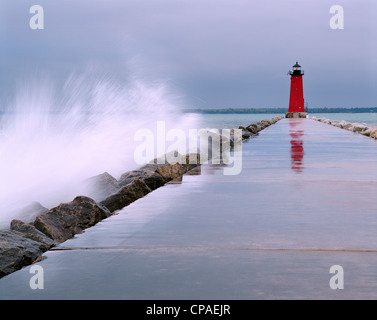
[245,124,260,134]
[10,219,56,248]
[352,123,368,133]
[144,153,185,182]
[339,121,353,130]
[155,163,184,182]
[34,196,111,243]
[331,121,342,128]
[119,169,166,190]
[118,152,202,192]
[361,128,373,136]
[241,130,252,140]
[260,120,272,126]
[100,179,151,213]
[241,117,282,136]
[369,129,377,139]
[0,231,49,278]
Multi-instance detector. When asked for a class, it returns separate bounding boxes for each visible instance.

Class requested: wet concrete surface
[1,118,377,299]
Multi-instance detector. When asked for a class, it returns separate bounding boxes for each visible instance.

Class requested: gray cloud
[0,0,376,108]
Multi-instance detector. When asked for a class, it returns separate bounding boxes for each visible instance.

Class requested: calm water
[188,113,377,129]
[2,112,377,131]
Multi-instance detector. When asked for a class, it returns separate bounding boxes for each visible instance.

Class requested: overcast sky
[0,0,376,109]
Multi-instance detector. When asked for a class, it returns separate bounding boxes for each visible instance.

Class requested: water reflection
[289,120,305,173]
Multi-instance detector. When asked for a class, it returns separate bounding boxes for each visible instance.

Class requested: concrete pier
[2,118,377,299]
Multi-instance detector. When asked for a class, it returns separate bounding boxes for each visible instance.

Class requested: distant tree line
[184,107,377,114]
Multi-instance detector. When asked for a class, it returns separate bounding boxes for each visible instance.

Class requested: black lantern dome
[290,61,304,75]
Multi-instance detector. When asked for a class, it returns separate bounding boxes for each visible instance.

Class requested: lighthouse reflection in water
[289,119,305,173]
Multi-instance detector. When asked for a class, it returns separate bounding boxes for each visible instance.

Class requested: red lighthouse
[286,62,307,118]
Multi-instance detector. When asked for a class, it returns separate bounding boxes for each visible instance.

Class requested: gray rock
[155,163,184,182]
[143,153,185,182]
[119,169,166,190]
[260,120,272,126]
[248,123,263,133]
[241,130,252,140]
[352,123,368,133]
[244,117,281,135]
[10,219,56,248]
[100,179,152,213]
[361,128,373,136]
[0,230,49,278]
[245,124,260,135]
[369,129,377,139]
[339,121,353,130]
[34,196,111,243]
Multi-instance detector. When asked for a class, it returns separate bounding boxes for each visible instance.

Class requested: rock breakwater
[0,117,282,278]
[310,117,377,139]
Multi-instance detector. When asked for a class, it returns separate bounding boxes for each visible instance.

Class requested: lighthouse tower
[286,62,307,118]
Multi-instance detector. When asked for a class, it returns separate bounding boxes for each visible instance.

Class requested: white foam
[0,72,199,228]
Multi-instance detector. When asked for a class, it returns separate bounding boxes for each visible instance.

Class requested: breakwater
[4,117,377,299]
[310,116,377,139]
[0,117,282,278]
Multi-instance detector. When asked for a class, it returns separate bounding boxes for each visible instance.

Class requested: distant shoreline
[2,107,377,116]
[184,107,377,114]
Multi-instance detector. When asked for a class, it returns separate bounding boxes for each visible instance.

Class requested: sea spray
[0,73,199,229]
